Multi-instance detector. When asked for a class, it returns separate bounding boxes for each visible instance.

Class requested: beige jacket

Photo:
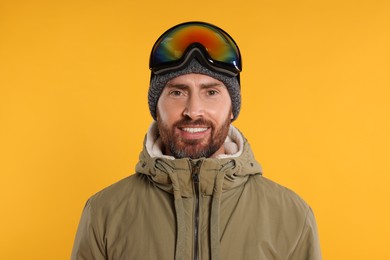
[71,124,321,260]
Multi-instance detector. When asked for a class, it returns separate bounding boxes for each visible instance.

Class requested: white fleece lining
[145,122,244,159]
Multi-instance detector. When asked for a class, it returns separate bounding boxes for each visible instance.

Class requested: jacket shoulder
[87,173,149,213]
[253,175,310,209]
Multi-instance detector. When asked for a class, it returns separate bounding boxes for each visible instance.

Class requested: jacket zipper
[192,160,201,260]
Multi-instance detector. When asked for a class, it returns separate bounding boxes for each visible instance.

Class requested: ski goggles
[149,21,242,77]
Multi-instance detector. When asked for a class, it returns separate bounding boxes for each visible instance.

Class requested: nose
[183,94,204,119]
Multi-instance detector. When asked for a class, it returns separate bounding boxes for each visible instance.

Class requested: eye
[207,89,219,96]
[169,90,183,96]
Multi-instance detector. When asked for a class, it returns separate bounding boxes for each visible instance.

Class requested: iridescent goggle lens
[149,22,242,77]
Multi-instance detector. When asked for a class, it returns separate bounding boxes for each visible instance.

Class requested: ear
[230,111,234,120]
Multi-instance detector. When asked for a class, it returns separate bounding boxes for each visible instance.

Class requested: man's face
[157,73,233,159]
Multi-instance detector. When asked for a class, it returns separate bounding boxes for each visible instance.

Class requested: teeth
[182,127,208,133]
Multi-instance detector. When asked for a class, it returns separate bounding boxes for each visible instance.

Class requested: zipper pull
[192,171,199,184]
[191,160,201,183]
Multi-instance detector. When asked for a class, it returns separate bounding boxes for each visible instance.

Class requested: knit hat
[148,59,241,121]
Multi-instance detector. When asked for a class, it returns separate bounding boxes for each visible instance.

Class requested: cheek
[210,99,232,121]
[157,99,182,123]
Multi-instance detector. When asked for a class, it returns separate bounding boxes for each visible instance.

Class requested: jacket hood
[135,122,262,197]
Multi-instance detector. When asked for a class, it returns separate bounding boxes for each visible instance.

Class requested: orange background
[1,0,389,259]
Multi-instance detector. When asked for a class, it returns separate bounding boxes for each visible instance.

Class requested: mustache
[173,118,213,128]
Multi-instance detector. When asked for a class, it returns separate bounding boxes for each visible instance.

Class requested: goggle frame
[149,21,242,78]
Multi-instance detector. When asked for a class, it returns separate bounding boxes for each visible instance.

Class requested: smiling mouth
[180,127,209,133]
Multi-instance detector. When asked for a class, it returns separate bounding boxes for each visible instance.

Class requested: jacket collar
[135,122,262,197]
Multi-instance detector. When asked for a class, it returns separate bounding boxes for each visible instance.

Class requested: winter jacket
[71,124,321,260]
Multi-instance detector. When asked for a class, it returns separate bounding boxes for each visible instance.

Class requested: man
[72,21,321,260]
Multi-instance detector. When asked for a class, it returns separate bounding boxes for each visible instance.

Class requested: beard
[156,112,231,159]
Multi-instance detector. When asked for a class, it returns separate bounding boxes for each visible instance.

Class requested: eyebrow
[165,84,189,90]
[201,82,225,89]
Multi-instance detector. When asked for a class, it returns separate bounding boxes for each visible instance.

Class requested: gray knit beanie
[148,59,241,121]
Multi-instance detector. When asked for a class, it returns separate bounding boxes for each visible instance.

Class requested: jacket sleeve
[289,207,322,260]
[71,199,106,260]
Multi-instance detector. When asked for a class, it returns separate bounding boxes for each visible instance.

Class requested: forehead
[166,73,226,88]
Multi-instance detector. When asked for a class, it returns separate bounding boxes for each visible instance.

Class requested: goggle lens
[150,22,242,76]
